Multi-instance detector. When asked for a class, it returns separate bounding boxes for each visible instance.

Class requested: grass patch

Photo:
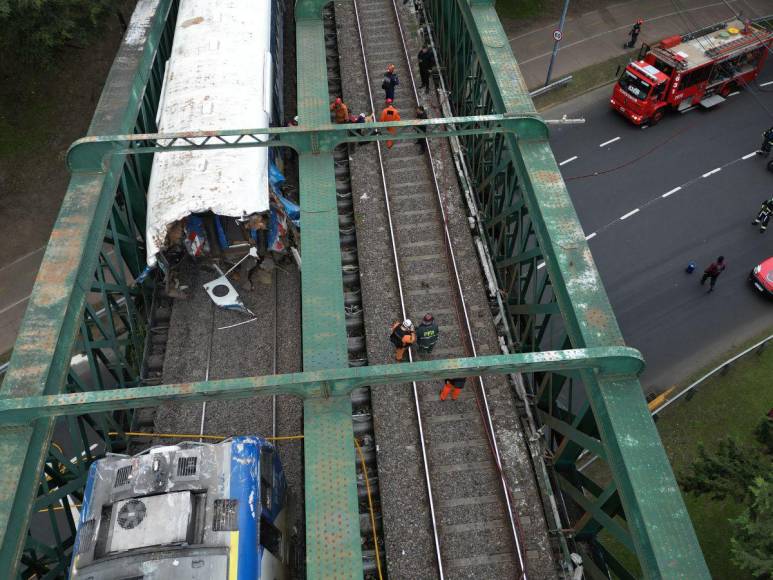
[495,0,545,20]
[654,346,773,578]
[533,51,636,111]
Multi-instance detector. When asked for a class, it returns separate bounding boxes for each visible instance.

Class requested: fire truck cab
[611,19,773,126]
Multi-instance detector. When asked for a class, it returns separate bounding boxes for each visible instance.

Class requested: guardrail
[651,332,773,416]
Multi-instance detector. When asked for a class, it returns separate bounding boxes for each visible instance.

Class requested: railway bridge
[0,0,709,578]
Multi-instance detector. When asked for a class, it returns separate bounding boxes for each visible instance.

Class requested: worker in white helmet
[389,319,416,362]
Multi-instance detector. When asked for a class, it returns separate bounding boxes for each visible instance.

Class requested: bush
[0,0,115,63]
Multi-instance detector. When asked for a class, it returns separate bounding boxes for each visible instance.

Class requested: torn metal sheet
[203,265,254,316]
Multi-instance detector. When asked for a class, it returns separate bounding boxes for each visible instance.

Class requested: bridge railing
[423,0,709,577]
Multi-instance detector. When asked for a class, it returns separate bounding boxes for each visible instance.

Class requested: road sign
[553,29,563,42]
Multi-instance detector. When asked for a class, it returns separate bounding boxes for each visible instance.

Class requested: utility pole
[545,0,571,86]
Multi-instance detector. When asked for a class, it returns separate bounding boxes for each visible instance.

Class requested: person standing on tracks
[415,105,428,152]
[379,99,401,149]
[389,319,416,362]
[417,45,435,94]
[624,19,643,49]
[752,197,773,233]
[415,313,439,354]
[700,256,726,292]
[330,97,350,124]
[382,64,399,102]
[440,377,466,401]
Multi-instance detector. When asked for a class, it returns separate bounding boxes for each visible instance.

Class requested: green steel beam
[295,3,362,576]
[424,0,710,576]
[0,348,644,424]
[65,113,546,173]
[0,1,174,574]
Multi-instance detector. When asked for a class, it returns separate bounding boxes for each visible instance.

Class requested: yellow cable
[354,437,383,580]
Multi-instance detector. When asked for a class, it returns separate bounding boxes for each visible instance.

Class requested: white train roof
[145,0,273,266]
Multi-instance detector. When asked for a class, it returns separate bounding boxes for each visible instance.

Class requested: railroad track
[343,0,529,577]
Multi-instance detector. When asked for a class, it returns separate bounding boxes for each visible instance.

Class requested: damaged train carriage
[141,0,297,302]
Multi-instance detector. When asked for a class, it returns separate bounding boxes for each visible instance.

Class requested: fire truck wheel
[648,110,664,126]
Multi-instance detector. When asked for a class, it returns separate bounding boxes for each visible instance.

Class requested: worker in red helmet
[440,377,466,401]
[379,99,400,149]
[330,97,349,124]
[416,312,439,354]
[382,64,399,102]
[625,19,643,49]
[389,319,416,362]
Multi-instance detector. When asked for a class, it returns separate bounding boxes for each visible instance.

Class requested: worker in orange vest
[330,97,349,124]
[389,319,416,362]
[379,99,400,149]
[440,377,466,401]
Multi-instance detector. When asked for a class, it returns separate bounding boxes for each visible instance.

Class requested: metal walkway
[0,0,709,579]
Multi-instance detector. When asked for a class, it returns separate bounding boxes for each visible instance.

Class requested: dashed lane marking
[741,151,758,160]
[537,262,545,270]
[728,91,740,97]
[662,186,681,198]
[585,232,597,241]
[760,80,773,87]
[559,156,578,166]
[701,167,721,178]
[620,208,640,220]
[599,136,621,148]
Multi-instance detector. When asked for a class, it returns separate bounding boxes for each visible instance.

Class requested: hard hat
[423,313,434,322]
[335,97,342,104]
[386,98,393,104]
[637,18,643,24]
[403,319,413,329]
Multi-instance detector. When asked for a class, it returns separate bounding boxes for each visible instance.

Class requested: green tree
[730,477,773,578]
[0,0,115,63]
[680,438,767,502]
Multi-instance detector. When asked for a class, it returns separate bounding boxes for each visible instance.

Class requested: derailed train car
[140,0,297,297]
[69,437,289,579]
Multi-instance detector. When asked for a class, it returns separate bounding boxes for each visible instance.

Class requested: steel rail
[349,0,446,576]
[387,1,528,576]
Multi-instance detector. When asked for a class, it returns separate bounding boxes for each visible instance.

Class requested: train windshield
[619,70,652,100]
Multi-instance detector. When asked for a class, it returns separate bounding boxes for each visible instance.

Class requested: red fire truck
[611,19,773,126]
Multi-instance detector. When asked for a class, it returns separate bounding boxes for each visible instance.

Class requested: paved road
[547,66,773,393]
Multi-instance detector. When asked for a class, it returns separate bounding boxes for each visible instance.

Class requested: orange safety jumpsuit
[440,377,466,401]
[379,105,401,149]
[389,321,416,361]
[331,100,350,124]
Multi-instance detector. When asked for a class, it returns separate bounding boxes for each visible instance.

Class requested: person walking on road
[624,19,643,49]
[440,377,466,401]
[416,313,439,354]
[757,126,773,157]
[330,97,349,124]
[752,197,773,233]
[415,105,428,152]
[700,256,726,292]
[382,64,399,102]
[379,100,400,149]
[389,319,416,362]
[417,45,435,93]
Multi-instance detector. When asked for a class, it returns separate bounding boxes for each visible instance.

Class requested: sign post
[545,0,571,86]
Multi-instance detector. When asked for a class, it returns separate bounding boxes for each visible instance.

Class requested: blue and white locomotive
[69,437,289,579]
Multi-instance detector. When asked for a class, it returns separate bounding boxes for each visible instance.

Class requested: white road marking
[599,136,621,148]
[585,232,597,240]
[701,167,721,178]
[537,261,546,270]
[620,208,640,220]
[0,295,30,316]
[742,152,758,160]
[760,80,773,87]
[0,246,45,274]
[662,186,682,198]
[559,156,578,166]
[728,91,740,97]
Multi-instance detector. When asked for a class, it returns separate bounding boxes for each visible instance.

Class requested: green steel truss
[0,0,709,578]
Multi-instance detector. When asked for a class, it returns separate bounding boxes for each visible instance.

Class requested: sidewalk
[505,0,773,89]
